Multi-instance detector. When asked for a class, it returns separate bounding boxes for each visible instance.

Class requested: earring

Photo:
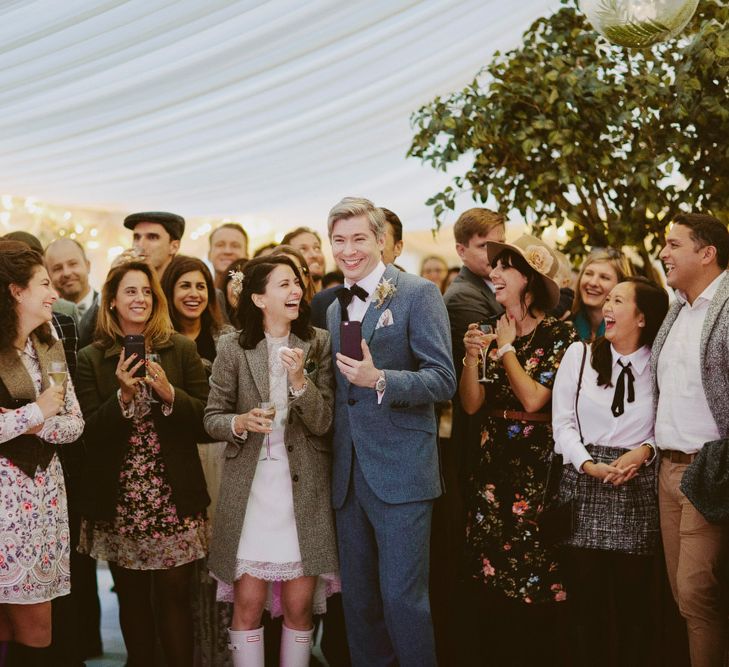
[638,322,644,327]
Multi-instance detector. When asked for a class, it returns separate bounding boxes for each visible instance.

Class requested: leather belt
[660,450,697,464]
[486,409,551,423]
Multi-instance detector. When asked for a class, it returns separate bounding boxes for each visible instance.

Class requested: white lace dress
[0,340,84,603]
[216,334,339,615]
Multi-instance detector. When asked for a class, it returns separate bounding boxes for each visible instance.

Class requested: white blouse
[552,342,655,472]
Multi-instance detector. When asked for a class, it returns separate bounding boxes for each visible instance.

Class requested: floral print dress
[79,383,207,569]
[466,317,576,604]
[0,340,84,603]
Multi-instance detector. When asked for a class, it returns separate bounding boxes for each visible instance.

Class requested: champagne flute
[146,352,161,403]
[48,361,68,390]
[258,401,278,461]
[479,323,494,382]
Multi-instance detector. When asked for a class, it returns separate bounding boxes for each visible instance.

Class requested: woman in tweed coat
[204,255,337,667]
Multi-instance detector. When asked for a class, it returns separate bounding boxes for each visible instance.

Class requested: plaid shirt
[51,312,79,380]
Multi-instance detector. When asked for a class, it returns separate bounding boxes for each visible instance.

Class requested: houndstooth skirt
[558,444,659,555]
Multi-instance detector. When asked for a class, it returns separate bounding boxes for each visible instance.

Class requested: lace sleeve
[38,376,85,444]
[0,404,44,444]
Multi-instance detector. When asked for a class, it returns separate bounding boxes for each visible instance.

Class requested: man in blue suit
[325,197,456,667]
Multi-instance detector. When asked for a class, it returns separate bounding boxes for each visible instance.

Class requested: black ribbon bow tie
[611,359,635,417]
[336,284,369,322]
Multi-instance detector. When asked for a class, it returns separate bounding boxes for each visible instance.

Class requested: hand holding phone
[122,335,146,378]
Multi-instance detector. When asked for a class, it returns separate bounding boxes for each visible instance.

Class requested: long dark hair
[235,255,313,349]
[591,276,669,387]
[492,249,552,317]
[0,240,54,351]
[161,255,222,336]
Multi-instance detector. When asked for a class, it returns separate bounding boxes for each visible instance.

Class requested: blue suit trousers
[335,453,437,667]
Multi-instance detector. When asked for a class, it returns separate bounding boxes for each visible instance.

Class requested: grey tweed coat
[203,327,338,584]
[650,271,729,439]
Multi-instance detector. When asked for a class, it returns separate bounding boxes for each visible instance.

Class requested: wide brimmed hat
[487,234,561,310]
[123,211,185,241]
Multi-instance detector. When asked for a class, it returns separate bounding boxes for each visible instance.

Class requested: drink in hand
[259,401,278,461]
[48,361,67,388]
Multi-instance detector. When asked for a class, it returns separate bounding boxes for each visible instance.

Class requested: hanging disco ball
[581,0,700,48]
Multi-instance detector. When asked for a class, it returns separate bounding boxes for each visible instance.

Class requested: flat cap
[123,211,185,240]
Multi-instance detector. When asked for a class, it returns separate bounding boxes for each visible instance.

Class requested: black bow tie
[611,359,635,417]
[336,284,368,322]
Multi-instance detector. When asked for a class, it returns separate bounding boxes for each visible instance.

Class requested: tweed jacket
[203,327,338,584]
[650,271,729,440]
[76,333,210,521]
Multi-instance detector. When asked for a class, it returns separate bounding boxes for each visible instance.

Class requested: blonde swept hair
[327,197,386,240]
[571,249,634,316]
[94,261,174,350]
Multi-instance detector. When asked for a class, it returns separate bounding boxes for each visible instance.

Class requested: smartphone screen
[122,334,146,378]
[340,321,363,361]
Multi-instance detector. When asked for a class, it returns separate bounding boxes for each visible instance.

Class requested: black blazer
[76,333,210,521]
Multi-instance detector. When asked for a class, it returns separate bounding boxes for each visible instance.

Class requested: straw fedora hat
[486,234,561,310]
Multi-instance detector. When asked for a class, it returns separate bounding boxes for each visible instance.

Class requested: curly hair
[0,240,54,351]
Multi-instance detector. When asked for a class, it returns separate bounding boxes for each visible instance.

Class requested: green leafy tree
[408,0,729,270]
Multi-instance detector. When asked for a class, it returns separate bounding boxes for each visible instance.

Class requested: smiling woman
[75,260,210,666]
[0,241,84,663]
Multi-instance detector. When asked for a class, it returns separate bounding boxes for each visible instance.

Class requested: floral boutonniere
[373,278,397,309]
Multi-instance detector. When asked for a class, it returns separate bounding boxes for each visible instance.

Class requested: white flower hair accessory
[228,270,245,297]
[523,245,554,275]
[373,277,396,308]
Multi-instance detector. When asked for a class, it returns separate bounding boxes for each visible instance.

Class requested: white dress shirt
[553,342,655,472]
[343,261,386,322]
[655,273,723,453]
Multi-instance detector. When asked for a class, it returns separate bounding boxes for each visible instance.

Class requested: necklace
[516,318,542,349]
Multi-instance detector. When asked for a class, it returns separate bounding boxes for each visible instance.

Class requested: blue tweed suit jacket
[327,264,456,509]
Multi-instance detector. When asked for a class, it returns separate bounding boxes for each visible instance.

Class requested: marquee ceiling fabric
[0,0,555,232]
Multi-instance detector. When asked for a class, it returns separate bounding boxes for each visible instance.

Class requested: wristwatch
[375,371,386,393]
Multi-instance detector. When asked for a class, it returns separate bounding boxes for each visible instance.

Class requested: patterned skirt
[558,444,658,555]
[0,454,70,603]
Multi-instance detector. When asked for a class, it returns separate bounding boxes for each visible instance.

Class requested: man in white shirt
[651,213,729,667]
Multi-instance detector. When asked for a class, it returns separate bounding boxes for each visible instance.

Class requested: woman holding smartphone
[552,277,669,666]
[204,255,337,667]
[76,260,210,667]
[0,241,84,665]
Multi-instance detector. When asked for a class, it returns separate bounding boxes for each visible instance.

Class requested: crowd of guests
[0,201,727,667]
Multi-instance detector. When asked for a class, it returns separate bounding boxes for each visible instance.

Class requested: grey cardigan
[651,271,729,439]
[203,327,338,583]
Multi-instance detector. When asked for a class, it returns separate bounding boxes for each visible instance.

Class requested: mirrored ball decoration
[581,0,700,48]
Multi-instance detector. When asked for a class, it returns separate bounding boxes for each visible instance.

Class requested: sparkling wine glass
[479,323,494,382]
[48,361,68,390]
[259,401,278,461]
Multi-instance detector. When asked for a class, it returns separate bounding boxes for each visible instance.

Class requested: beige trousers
[659,458,728,667]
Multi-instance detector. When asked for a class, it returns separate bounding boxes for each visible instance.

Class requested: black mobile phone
[340,321,363,361]
[122,334,146,378]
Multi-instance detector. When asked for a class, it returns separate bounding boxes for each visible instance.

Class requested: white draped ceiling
[0,0,556,236]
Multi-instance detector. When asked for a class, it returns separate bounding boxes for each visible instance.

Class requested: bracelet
[641,442,656,464]
[462,355,479,369]
[288,379,308,399]
[496,343,516,360]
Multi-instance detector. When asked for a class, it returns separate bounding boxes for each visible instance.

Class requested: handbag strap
[541,341,588,507]
[574,341,588,444]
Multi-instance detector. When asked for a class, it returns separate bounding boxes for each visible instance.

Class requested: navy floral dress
[466,317,576,604]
